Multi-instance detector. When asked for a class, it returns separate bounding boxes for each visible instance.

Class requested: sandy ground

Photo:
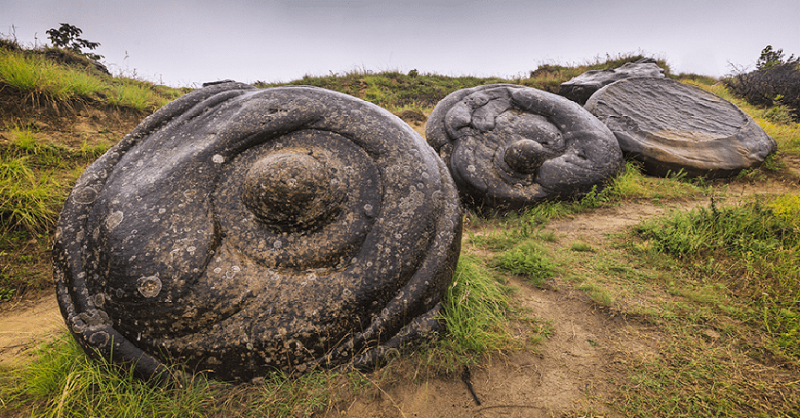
[0,294,65,366]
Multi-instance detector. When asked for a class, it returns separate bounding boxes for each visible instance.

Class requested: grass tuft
[0,154,64,233]
[493,240,558,287]
[1,46,181,112]
[442,254,517,354]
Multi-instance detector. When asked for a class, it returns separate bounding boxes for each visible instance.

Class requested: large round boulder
[585,77,777,178]
[426,84,624,212]
[52,82,462,382]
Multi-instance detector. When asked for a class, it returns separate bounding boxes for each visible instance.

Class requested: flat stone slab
[52,82,462,382]
[426,84,624,212]
[559,58,665,104]
[584,77,777,178]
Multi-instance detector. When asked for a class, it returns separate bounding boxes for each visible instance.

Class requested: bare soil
[338,279,654,418]
[0,294,63,366]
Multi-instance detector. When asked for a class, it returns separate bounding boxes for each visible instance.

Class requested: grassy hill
[1,39,800,417]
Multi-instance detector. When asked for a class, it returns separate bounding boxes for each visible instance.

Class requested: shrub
[46,23,103,61]
[724,46,800,122]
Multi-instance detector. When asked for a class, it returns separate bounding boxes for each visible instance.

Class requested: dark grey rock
[426,84,624,213]
[584,77,777,178]
[559,58,665,104]
[52,82,462,382]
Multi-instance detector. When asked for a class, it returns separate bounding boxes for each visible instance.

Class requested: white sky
[2,0,799,88]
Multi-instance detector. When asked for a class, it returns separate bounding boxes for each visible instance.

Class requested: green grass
[0,227,53,302]
[493,240,558,287]
[442,254,518,354]
[0,331,366,417]
[0,50,60,96]
[616,339,800,417]
[0,46,183,112]
[633,196,800,359]
[0,124,114,299]
[107,79,173,111]
[609,161,710,201]
[0,125,106,234]
[256,52,670,114]
[0,154,64,233]
[0,49,108,102]
[258,69,514,113]
[570,241,595,252]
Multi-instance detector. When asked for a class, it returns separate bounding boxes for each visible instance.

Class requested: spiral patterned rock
[426,84,624,212]
[52,82,462,382]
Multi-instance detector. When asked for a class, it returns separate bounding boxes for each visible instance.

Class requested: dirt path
[340,279,651,418]
[0,293,65,365]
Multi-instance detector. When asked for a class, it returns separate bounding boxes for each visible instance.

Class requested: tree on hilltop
[46,23,103,61]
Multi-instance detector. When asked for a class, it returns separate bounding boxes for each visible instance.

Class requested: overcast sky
[3,0,799,88]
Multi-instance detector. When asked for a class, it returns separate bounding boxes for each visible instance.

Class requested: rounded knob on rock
[504,139,548,174]
[242,150,340,230]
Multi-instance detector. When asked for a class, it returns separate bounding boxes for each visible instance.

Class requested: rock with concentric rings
[52,82,462,382]
[426,84,624,212]
[584,77,777,178]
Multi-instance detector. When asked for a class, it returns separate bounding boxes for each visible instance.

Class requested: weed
[520,200,571,224]
[0,281,14,301]
[493,240,558,287]
[79,137,112,159]
[571,241,595,252]
[9,124,41,152]
[0,154,64,232]
[442,254,518,353]
[575,184,612,210]
[108,80,167,111]
[578,282,615,306]
[538,230,558,242]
